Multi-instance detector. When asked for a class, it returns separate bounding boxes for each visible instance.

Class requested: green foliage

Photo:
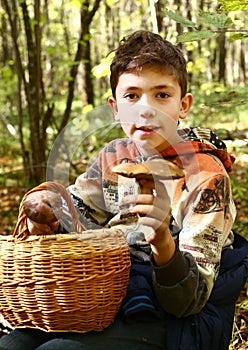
[229,146,248,238]
[164,6,248,42]
[0,64,18,97]
[219,0,248,11]
[92,53,114,78]
[164,8,234,30]
[229,33,248,41]
[184,85,248,129]
[178,30,216,43]
[163,9,196,27]
[197,11,233,28]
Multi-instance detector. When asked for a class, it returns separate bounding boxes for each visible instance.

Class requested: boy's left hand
[128,178,171,240]
[126,179,176,265]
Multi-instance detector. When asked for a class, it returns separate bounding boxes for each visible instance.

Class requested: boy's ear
[179,93,193,119]
[108,97,119,120]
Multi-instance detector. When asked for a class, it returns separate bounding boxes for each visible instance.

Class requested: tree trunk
[240,41,247,84]
[185,0,193,87]
[155,0,165,33]
[218,29,226,84]
[3,0,55,185]
[59,0,101,132]
[47,0,101,181]
[82,27,94,106]
[173,0,183,48]
[0,7,9,63]
[21,0,46,184]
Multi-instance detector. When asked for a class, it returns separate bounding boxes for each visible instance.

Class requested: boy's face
[109,66,193,152]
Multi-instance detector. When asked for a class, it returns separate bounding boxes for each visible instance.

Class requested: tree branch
[59,0,101,132]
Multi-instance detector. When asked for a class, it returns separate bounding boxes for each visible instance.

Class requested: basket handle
[13,181,86,240]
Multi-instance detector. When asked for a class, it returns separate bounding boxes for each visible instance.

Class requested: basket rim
[0,228,127,242]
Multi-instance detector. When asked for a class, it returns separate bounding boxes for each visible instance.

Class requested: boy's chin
[132,139,170,155]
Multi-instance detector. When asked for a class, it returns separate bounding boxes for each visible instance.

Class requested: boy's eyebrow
[152,84,176,91]
[120,84,176,91]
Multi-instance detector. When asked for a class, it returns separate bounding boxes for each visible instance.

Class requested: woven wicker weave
[0,182,130,333]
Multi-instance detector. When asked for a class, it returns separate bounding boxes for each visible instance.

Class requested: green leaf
[106,0,116,6]
[229,33,248,41]
[218,0,248,11]
[68,0,82,9]
[197,12,233,28]
[92,53,114,78]
[223,16,234,27]
[163,9,196,28]
[178,30,216,43]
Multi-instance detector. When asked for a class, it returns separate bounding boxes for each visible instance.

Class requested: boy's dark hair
[110,30,188,98]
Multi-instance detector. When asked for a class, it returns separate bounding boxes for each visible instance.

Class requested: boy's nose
[137,95,156,118]
[138,104,156,119]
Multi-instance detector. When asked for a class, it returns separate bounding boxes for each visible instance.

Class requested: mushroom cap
[24,190,63,224]
[112,158,184,181]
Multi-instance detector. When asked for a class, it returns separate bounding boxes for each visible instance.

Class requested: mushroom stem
[137,178,155,195]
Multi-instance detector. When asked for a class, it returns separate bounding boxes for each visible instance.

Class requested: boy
[0,30,247,350]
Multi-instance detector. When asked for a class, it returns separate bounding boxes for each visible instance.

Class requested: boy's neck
[134,134,183,157]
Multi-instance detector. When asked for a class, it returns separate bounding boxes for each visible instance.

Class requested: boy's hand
[112,159,184,264]
[26,218,59,235]
[126,179,176,266]
[127,179,171,241]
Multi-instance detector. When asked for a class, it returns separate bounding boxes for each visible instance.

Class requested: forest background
[0,0,247,348]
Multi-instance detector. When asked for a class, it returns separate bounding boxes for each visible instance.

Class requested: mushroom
[24,190,63,224]
[112,158,184,195]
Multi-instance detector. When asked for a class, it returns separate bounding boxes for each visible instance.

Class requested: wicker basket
[0,182,130,333]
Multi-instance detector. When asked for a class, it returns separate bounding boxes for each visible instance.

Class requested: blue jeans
[0,318,166,350]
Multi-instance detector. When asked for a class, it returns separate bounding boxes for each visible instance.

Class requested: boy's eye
[124,93,138,100]
[157,92,169,99]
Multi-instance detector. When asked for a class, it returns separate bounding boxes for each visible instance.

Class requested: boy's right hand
[24,190,62,235]
[27,218,59,235]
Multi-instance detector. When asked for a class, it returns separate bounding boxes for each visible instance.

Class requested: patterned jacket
[67,127,236,317]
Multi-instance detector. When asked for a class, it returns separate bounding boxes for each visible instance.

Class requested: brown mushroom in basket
[23,190,63,224]
[112,158,184,195]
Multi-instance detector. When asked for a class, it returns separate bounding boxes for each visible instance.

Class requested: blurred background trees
[0,0,247,227]
[0,0,247,184]
[0,2,247,346]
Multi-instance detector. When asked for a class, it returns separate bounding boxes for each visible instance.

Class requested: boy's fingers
[126,194,154,205]
[27,218,58,235]
[50,221,59,231]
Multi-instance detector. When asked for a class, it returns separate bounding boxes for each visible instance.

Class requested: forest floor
[0,139,247,349]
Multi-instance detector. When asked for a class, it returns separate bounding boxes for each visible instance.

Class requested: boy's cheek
[115,104,134,122]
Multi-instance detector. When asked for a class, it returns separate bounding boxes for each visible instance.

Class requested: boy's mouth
[136,125,160,133]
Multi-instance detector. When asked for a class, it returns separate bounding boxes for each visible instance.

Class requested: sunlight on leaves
[218,0,248,11]
[178,30,216,43]
[163,9,196,28]
[197,12,233,28]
